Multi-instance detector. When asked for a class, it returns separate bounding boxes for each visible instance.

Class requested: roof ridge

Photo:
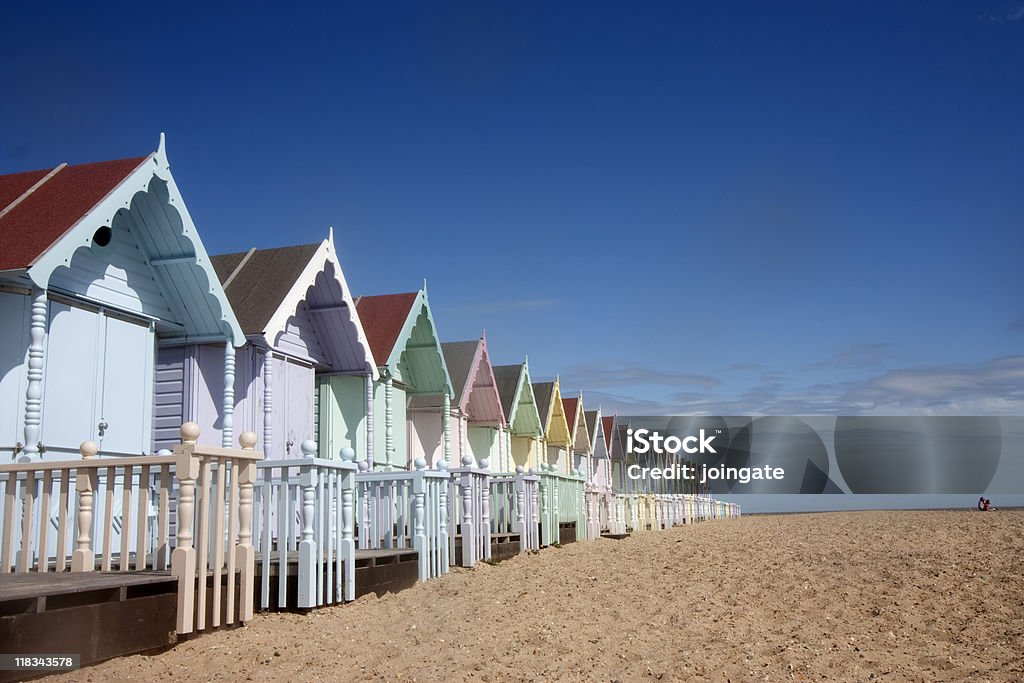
[0,163,66,220]
[221,247,256,289]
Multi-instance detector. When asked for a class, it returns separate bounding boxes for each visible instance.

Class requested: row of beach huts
[0,137,738,674]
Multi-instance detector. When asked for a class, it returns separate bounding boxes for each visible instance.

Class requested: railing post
[514,467,527,553]
[70,440,98,572]
[172,422,202,635]
[412,458,428,582]
[538,467,549,546]
[459,456,475,567]
[298,440,318,609]
[237,431,257,622]
[436,459,449,575]
[340,447,356,601]
[479,459,491,562]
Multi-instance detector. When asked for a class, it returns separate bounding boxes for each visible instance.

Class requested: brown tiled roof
[210,243,320,335]
[562,397,579,428]
[0,156,149,271]
[356,292,418,365]
[602,416,615,444]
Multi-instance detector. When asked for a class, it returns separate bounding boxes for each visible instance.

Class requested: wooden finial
[181,422,200,444]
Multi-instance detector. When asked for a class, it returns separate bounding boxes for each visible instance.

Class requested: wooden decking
[253,547,420,610]
[0,571,178,682]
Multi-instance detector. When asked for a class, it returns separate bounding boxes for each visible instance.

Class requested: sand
[53,510,1023,682]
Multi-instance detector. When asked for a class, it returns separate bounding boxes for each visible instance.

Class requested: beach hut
[562,392,591,478]
[351,288,454,469]
[532,379,572,473]
[603,414,623,492]
[0,135,243,460]
[492,361,543,472]
[440,335,506,468]
[587,409,609,489]
[159,232,376,457]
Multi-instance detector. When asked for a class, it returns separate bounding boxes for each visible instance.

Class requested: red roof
[602,416,615,443]
[0,155,149,271]
[562,397,578,428]
[356,292,419,365]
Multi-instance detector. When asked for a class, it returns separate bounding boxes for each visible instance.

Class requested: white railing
[447,456,491,567]
[489,467,540,552]
[584,486,601,540]
[355,459,450,582]
[537,465,587,544]
[253,442,357,610]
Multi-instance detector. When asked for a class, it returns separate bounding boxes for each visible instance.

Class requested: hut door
[41,301,154,456]
[271,355,314,457]
[97,313,153,455]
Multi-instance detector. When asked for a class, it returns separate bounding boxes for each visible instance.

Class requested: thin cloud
[1005,315,1024,333]
[980,5,1024,22]
[804,343,893,370]
[439,298,561,314]
[560,362,723,390]
[600,355,1024,418]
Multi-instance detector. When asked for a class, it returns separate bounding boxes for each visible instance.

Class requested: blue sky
[2,1,1023,420]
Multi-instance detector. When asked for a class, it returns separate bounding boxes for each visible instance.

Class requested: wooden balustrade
[447,456,491,567]
[252,442,358,610]
[490,467,540,552]
[170,423,262,635]
[354,460,450,582]
[0,443,176,574]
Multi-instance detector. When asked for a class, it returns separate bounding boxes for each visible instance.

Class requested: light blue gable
[28,135,244,346]
[48,216,176,325]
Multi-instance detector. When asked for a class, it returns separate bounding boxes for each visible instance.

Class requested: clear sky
[2,1,1023,421]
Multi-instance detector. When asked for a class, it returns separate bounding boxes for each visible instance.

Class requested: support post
[384,375,394,468]
[442,393,451,466]
[262,351,273,458]
[222,342,235,448]
[365,376,374,470]
[21,288,46,461]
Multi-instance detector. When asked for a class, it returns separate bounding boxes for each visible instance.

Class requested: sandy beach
[54,510,1023,682]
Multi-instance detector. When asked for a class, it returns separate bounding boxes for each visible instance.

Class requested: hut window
[92,226,112,248]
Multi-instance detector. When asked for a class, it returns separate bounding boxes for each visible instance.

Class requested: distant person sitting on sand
[978,496,986,511]
[983,498,991,511]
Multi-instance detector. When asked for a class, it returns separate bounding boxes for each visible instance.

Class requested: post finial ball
[515,465,524,475]
[239,431,258,450]
[357,460,369,472]
[461,455,473,467]
[79,440,98,458]
[300,440,317,457]
[180,422,200,444]
[340,447,355,462]
[436,460,448,471]
[479,458,489,470]
[414,457,427,471]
